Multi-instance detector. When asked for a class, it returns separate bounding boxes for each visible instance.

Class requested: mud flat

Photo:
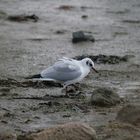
[0,0,140,139]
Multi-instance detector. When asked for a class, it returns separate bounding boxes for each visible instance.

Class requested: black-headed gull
[29,57,98,89]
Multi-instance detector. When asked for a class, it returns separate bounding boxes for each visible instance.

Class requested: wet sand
[0,0,140,139]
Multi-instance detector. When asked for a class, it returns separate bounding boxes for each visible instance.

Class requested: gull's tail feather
[25,74,42,79]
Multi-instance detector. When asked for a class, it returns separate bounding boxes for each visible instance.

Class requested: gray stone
[72,31,95,43]
[90,87,121,107]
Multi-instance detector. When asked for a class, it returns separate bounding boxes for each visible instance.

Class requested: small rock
[72,31,95,43]
[90,87,121,107]
[116,104,140,127]
[18,122,97,140]
[81,15,88,19]
[1,120,8,124]
[55,30,66,34]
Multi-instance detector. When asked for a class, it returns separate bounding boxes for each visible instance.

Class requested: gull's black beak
[92,67,98,73]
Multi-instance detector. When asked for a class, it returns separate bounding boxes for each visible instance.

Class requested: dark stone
[72,31,95,43]
[90,87,121,107]
[55,30,67,34]
[7,14,39,22]
[116,104,140,127]
[81,15,88,19]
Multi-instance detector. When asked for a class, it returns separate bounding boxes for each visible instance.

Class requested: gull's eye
[89,63,92,67]
[86,60,92,67]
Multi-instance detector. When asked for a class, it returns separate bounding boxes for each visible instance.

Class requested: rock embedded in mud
[18,122,97,140]
[72,31,95,43]
[7,14,39,22]
[116,104,140,127]
[90,87,121,107]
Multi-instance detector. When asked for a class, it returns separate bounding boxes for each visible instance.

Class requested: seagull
[28,57,98,91]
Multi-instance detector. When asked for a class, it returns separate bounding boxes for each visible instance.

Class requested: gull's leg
[61,84,69,96]
[65,86,69,96]
[61,84,66,92]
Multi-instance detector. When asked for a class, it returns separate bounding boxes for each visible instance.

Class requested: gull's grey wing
[41,61,81,82]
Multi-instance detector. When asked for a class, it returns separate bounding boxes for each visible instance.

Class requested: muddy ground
[0,0,140,139]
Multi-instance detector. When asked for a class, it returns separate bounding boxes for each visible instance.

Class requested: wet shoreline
[0,0,140,139]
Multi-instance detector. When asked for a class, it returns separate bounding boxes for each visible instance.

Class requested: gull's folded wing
[41,61,81,82]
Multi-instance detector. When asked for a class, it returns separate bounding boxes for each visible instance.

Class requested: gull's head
[81,58,98,73]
